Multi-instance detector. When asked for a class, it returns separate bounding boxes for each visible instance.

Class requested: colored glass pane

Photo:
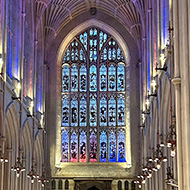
[100,96,107,126]
[61,28,127,163]
[80,49,85,61]
[71,65,78,92]
[79,131,87,162]
[108,65,116,91]
[80,65,87,92]
[100,131,107,162]
[90,96,97,126]
[117,64,125,91]
[61,130,69,162]
[109,131,116,162]
[79,97,87,126]
[118,130,126,162]
[89,130,97,162]
[71,97,78,127]
[62,65,69,92]
[100,64,107,91]
[108,97,116,126]
[90,65,97,91]
[62,96,69,126]
[70,131,78,162]
[118,96,125,126]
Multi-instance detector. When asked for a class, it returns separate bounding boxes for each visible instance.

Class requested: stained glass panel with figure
[71,65,78,92]
[100,130,107,162]
[89,129,97,162]
[62,96,69,127]
[79,131,87,162]
[118,130,126,162]
[71,97,78,127]
[118,96,125,126]
[90,65,97,91]
[109,130,117,162]
[79,96,87,126]
[100,96,107,126]
[108,65,116,91]
[117,63,125,91]
[61,130,69,162]
[80,65,87,92]
[62,65,69,92]
[108,96,116,126]
[90,95,97,126]
[100,64,107,91]
[70,131,78,162]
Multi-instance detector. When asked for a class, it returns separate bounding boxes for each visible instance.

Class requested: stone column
[69,179,74,190]
[178,0,190,189]
[172,0,190,189]
[111,180,117,190]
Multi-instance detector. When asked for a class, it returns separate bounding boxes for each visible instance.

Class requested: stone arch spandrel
[22,120,32,190]
[35,132,43,175]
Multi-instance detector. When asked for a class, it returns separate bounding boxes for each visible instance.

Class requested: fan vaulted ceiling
[35,0,145,46]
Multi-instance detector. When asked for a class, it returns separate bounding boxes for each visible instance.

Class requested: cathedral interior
[0,0,189,190]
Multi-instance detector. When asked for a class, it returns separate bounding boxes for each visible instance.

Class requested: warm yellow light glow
[30,101,34,108]
[17,83,21,90]
[156,162,161,169]
[171,149,176,157]
[40,115,44,126]
[160,53,166,66]
[146,98,150,106]
[151,80,156,87]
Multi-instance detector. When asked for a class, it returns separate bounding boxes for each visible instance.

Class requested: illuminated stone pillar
[172,0,190,189]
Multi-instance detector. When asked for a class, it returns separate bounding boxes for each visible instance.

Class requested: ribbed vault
[35,0,145,48]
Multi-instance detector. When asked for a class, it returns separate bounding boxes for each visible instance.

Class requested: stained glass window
[71,97,78,127]
[100,64,107,91]
[118,96,125,126]
[61,28,127,163]
[108,96,116,126]
[80,49,85,62]
[90,95,97,126]
[90,65,97,91]
[118,130,126,162]
[80,65,87,92]
[63,48,70,62]
[70,131,78,162]
[100,96,107,126]
[89,129,97,162]
[80,32,87,50]
[109,65,116,91]
[117,63,125,91]
[79,96,87,126]
[62,65,69,92]
[61,129,69,162]
[79,131,87,162]
[62,96,69,127]
[117,48,124,61]
[100,130,107,162]
[71,65,78,92]
[109,130,117,162]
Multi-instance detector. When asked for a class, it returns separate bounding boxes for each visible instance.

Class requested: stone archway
[87,186,100,190]
[74,178,112,190]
